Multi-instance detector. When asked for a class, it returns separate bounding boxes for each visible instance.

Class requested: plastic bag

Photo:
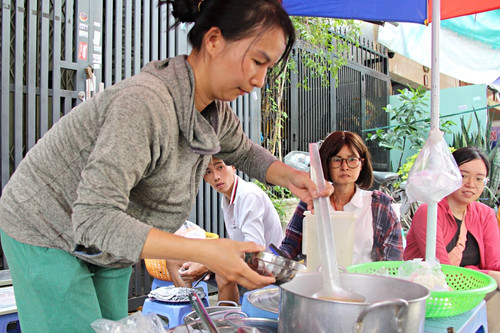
[396,258,451,291]
[406,129,462,204]
[91,311,167,333]
[284,151,310,172]
[174,220,206,239]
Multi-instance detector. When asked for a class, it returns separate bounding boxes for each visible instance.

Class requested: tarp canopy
[282,0,500,24]
[377,11,500,85]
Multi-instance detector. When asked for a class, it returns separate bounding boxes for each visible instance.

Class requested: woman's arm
[141,228,275,290]
[479,207,500,271]
[266,161,333,212]
[372,192,403,261]
[279,201,307,259]
[404,202,453,264]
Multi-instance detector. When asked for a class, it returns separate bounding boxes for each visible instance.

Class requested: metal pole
[426,0,441,261]
[430,0,440,130]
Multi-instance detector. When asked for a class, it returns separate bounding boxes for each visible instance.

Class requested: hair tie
[197,0,203,12]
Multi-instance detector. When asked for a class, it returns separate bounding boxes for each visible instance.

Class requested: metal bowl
[244,252,306,285]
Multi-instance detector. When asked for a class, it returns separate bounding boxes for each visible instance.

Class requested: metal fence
[261,35,390,170]
[0,0,389,311]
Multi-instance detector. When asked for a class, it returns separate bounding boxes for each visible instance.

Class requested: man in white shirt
[168,157,283,304]
[209,158,284,247]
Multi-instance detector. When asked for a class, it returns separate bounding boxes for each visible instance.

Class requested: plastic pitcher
[303,211,357,270]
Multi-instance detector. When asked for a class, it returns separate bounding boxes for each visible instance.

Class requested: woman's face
[448,158,488,206]
[207,26,286,102]
[328,145,363,186]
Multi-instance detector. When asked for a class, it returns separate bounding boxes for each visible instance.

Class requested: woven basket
[144,231,219,281]
[347,261,497,318]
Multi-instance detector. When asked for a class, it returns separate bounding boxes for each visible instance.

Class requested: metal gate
[263,37,391,170]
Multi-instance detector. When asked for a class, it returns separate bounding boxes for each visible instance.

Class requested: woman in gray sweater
[0,0,331,331]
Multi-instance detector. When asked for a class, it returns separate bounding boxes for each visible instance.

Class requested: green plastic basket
[347,261,497,318]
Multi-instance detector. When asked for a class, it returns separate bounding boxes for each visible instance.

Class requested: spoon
[308,142,365,303]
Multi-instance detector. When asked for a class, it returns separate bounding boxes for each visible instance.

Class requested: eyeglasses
[329,156,363,169]
[461,174,489,187]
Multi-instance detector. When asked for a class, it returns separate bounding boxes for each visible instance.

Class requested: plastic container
[303,210,357,270]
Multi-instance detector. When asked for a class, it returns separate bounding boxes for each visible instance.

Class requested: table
[424,301,487,333]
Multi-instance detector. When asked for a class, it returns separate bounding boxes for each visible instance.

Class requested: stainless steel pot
[279,272,430,333]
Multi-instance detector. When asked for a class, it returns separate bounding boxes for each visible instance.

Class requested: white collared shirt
[332,186,373,264]
[222,176,283,250]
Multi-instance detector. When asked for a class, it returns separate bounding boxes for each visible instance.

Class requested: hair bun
[170,0,200,23]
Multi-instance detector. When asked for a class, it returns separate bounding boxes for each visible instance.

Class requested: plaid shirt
[279,190,403,262]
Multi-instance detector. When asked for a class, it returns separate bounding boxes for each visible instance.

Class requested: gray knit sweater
[0,56,276,268]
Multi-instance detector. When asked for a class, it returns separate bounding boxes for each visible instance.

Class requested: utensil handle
[192,271,210,289]
[354,298,409,333]
[188,291,220,333]
[269,243,287,258]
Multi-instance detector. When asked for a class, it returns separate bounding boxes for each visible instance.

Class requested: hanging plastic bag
[91,311,167,333]
[406,129,462,204]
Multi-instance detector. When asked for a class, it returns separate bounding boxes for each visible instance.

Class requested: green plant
[453,111,490,150]
[253,180,295,222]
[399,111,500,209]
[367,85,455,171]
[397,151,419,184]
[262,18,360,158]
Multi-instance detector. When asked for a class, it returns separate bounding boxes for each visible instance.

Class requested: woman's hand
[142,229,276,290]
[195,238,276,290]
[266,161,333,211]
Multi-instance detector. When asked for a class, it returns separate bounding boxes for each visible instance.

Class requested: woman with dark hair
[0,1,332,331]
[404,147,500,329]
[280,131,403,264]
[404,146,500,284]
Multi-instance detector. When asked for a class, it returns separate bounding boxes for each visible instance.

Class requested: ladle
[308,142,365,303]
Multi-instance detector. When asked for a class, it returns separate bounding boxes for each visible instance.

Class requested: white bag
[406,129,462,204]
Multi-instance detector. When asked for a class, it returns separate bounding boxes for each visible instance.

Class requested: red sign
[78,42,88,61]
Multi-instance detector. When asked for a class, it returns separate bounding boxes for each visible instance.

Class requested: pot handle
[354,298,409,333]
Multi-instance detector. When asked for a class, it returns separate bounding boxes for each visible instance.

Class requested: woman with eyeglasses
[404,147,500,286]
[279,131,404,264]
